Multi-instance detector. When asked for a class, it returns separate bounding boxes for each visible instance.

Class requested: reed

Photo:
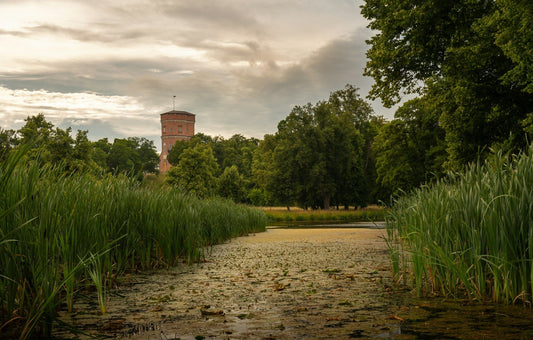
[386,147,533,304]
[0,150,267,338]
[264,205,385,224]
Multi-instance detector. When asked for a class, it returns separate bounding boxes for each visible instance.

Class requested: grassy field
[0,147,267,339]
[263,205,386,224]
[386,147,533,304]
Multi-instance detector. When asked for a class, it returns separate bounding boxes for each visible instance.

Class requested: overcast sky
[0,0,393,151]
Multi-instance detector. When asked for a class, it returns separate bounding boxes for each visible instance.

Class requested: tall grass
[264,205,385,224]
[386,147,533,304]
[0,151,267,338]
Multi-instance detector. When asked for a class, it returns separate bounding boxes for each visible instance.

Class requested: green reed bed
[0,151,267,339]
[265,205,385,224]
[387,147,533,304]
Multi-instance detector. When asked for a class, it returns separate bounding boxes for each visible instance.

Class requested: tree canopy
[252,85,378,209]
[1,114,159,178]
[362,0,533,170]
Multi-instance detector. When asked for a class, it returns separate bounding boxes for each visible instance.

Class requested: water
[268,221,386,229]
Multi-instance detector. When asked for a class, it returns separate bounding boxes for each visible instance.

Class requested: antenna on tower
[173,95,176,111]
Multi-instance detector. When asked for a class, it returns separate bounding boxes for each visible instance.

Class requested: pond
[268,221,386,229]
[53,227,533,339]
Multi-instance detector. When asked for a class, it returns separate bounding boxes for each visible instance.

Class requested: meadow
[386,147,533,304]
[263,205,385,224]
[0,147,267,339]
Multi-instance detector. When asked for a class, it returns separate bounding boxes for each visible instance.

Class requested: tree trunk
[323,194,330,210]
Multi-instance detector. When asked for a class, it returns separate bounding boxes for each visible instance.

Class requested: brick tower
[159,110,195,173]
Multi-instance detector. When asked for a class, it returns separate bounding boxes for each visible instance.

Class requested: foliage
[2,114,159,178]
[386,146,533,303]
[362,0,533,170]
[166,132,260,203]
[0,129,16,161]
[373,97,447,198]
[491,0,533,94]
[217,165,247,203]
[165,143,219,198]
[0,151,267,338]
[253,85,377,209]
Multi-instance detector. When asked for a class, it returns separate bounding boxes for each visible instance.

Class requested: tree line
[164,85,385,208]
[5,0,533,210]
[0,114,159,179]
[165,0,533,206]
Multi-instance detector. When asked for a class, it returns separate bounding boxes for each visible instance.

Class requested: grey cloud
[1,56,201,96]
[25,24,146,43]
[1,0,389,144]
[157,0,265,36]
[59,118,123,141]
[130,29,381,139]
[0,28,29,37]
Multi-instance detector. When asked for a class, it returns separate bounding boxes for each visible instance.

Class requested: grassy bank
[0,148,267,339]
[264,205,385,225]
[386,147,533,304]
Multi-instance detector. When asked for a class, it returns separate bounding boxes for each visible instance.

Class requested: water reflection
[390,296,533,339]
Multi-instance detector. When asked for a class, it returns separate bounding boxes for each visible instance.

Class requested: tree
[254,85,374,209]
[217,165,247,203]
[373,97,446,198]
[165,143,219,198]
[362,0,533,169]
[18,114,54,145]
[0,129,16,161]
[129,137,159,173]
[492,0,533,94]
[107,139,141,175]
[361,0,493,107]
[92,138,111,170]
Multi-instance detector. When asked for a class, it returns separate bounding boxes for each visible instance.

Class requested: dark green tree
[166,134,208,166]
[373,97,447,198]
[217,165,247,203]
[165,143,219,198]
[129,137,159,173]
[492,0,533,94]
[255,86,374,209]
[0,129,17,161]
[362,0,533,169]
[107,138,141,175]
[91,138,111,170]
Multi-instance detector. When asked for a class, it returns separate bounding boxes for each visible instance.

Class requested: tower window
[178,125,182,133]
[163,126,166,133]
[170,126,173,133]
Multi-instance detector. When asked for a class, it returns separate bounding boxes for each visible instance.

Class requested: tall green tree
[373,97,447,198]
[165,143,219,198]
[0,129,17,161]
[362,0,533,169]
[255,85,374,209]
[217,165,247,203]
[492,0,533,94]
[129,137,159,173]
[107,138,141,175]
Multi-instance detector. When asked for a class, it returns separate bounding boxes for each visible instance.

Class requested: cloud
[0,0,393,151]
[0,85,159,139]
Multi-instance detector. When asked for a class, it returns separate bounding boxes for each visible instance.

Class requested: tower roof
[160,110,195,116]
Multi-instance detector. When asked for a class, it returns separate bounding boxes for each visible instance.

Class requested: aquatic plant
[386,146,533,304]
[0,149,267,338]
[265,205,385,224]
